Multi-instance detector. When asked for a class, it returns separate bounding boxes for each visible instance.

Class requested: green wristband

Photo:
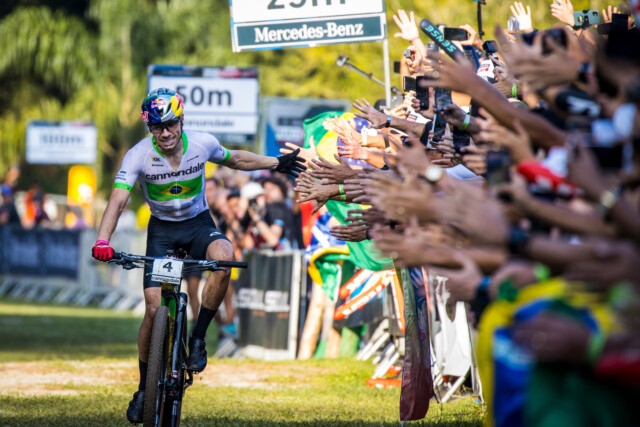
[586,332,606,365]
[460,114,471,131]
[533,263,550,282]
[339,194,346,202]
[338,184,345,195]
[512,83,518,99]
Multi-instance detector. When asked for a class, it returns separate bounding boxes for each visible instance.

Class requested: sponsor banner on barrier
[148,65,259,145]
[236,250,303,360]
[1,226,80,279]
[230,0,386,52]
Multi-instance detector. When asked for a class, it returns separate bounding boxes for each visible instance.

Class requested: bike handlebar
[110,252,248,270]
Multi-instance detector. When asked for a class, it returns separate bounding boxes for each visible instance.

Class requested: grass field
[0,299,484,426]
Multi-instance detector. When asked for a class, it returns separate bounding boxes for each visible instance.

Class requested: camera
[452,127,471,154]
[248,198,260,211]
[404,76,431,110]
[521,29,566,55]
[435,87,453,112]
[485,150,511,187]
[443,27,469,41]
[508,16,520,34]
[482,40,499,55]
[573,9,601,28]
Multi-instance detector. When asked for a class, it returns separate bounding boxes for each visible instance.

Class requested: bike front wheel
[144,305,170,427]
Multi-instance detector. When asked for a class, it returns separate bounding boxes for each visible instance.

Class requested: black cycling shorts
[144,210,229,288]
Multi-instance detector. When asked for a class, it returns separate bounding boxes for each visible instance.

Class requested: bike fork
[170,292,188,385]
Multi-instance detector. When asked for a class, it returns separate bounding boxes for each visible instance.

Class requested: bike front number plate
[151,259,184,284]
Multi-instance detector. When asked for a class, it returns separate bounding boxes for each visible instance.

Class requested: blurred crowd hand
[510,2,534,33]
[345,208,387,228]
[294,172,332,214]
[488,259,539,299]
[404,45,427,75]
[410,87,437,120]
[323,117,362,145]
[566,132,608,200]
[459,24,483,50]
[601,5,619,24]
[495,173,533,209]
[440,182,510,247]
[495,26,580,92]
[366,174,439,224]
[337,135,369,161]
[563,241,640,288]
[550,0,575,26]
[392,9,421,44]
[372,218,458,268]
[430,251,484,302]
[353,98,388,129]
[492,58,519,98]
[280,141,317,164]
[425,51,480,95]
[309,154,357,184]
[343,170,384,205]
[384,102,409,120]
[439,104,469,130]
[513,311,591,364]
[391,136,433,177]
[460,145,488,175]
[330,222,368,242]
[477,113,534,163]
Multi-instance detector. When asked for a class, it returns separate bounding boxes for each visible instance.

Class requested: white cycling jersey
[114,130,229,221]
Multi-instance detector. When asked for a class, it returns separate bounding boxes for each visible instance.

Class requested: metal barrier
[0,225,146,312]
[235,249,306,361]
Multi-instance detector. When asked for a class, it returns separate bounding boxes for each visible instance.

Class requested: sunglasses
[148,119,181,134]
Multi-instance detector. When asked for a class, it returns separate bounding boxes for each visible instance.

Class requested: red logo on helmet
[151,98,166,109]
[141,111,149,122]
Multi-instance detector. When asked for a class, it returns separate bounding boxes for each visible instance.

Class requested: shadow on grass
[0,307,140,361]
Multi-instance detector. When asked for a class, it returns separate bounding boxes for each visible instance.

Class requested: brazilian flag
[302,112,393,272]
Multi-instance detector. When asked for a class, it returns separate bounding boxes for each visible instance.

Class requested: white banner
[230,0,386,51]
[148,66,259,144]
[231,0,384,23]
[26,121,97,164]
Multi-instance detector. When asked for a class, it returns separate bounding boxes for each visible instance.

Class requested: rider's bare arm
[222,150,278,171]
[96,187,131,242]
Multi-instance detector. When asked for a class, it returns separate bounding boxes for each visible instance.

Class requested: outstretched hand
[280,141,316,164]
[274,148,307,177]
[353,98,387,129]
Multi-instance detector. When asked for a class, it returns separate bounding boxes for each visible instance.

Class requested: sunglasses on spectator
[148,119,181,134]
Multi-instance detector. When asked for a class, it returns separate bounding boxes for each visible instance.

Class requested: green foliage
[0,0,613,191]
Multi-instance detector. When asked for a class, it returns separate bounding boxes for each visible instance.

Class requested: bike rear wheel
[144,305,170,427]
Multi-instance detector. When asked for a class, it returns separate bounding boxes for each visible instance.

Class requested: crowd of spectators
[286,1,640,424]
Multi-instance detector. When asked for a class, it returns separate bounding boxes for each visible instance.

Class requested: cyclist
[91,88,305,424]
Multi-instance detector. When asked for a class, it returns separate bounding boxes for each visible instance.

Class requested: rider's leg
[191,239,233,339]
[138,287,161,389]
[186,275,201,322]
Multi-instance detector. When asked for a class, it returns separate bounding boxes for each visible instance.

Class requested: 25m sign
[230,0,385,52]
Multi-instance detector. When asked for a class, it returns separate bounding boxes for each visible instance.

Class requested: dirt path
[0,360,316,397]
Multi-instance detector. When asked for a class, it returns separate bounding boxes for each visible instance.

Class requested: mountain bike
[110,249,247,427]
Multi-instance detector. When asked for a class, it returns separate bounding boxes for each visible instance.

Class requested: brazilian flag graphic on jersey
[146,175,202,201]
